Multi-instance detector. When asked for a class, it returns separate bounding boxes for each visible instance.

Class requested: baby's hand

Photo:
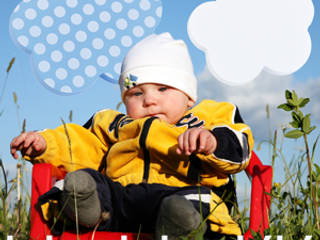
[10,131,46,159]
[177,128,217,156]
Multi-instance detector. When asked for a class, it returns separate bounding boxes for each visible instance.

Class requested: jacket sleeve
[145,100,254,177]
[196,100,254,174]
[27,109,123,173]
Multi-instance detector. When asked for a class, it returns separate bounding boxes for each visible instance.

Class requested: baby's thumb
[176,147,182,155]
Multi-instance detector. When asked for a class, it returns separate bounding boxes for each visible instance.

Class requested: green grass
[0,159,30,239]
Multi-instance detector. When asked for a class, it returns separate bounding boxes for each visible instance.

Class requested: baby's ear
[187,98,195,108]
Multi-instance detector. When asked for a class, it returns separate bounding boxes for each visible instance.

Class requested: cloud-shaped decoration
[187,0,314,86]
[10,0,162,95]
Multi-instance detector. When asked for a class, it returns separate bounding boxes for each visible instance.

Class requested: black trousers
[40,168,238,239]
[81,169,211,233]
[82,169,238,240]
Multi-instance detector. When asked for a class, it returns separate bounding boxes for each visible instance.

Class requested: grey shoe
[60,170,102,228]
[155,195,207,240]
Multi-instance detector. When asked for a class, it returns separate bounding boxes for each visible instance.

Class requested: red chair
[29,152,272,240]
[243,151,273,239]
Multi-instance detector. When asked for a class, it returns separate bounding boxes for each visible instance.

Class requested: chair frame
[29,151,272,240]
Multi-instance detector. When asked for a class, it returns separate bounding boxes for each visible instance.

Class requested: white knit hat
[119,32,197,101]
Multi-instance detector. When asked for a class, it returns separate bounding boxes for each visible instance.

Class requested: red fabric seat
[29,151,272,240]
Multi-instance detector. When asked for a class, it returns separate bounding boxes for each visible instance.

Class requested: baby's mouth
[146,113,161,118]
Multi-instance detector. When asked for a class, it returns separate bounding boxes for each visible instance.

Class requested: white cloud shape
[10,0,162,95]
[188,0,314,86]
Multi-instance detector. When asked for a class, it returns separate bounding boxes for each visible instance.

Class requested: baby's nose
[143,92,157,105]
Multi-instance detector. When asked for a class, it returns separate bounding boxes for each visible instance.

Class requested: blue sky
[1,0,319,192]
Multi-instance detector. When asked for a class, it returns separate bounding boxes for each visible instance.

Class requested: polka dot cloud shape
[10,0,162,95]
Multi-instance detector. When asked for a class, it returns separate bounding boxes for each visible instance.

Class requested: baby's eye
[133,92,143,96]
[159,87,167,92]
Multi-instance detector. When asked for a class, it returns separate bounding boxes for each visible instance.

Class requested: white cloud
[197,66,320,140]
[188,0,314,85]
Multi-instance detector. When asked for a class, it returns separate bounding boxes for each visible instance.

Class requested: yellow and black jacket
[31,99,254,235]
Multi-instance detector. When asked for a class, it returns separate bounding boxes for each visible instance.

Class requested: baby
[11,33,254,240]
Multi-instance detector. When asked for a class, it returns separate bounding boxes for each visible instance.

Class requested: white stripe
[231,103,237,124]
[241,126,250,132]
[184,194,211,204]
[53,179,64,191]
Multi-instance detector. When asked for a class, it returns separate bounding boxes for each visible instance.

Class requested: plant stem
[0,159,8,197]
[303,134,319,229]
[61,118,80,240]
[0,75,8,106]
[17,163,22,228]
[271,130,277,175]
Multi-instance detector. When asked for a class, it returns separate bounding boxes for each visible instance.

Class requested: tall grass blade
[0,58,15,106]
[61,118,80,240]
[6,58,15,73]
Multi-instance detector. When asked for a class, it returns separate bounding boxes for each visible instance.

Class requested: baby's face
[124,83,194,124]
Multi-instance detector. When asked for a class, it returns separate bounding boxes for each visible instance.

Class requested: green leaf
[317,174,320,182]
[291,111,301,122]
[284,129,304,139]
[299,98,310,108]
[285,90,292,100]
[281,191,289,200]
[277,103,294,111]
[287,98,297,107]
[302,114,311,133]
[311,134,320,164]
[297,97,303,105]
[291,90,298,102]
[315,229,320,238]
[314,163,320,177]
[297,110,303,119]
[289,120,299,128]
[305,126,316,134]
